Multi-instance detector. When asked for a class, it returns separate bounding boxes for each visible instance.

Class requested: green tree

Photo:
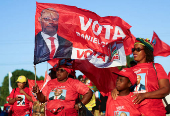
[0,69,43,106]
[39,76,44,81]
[117,55,134,70]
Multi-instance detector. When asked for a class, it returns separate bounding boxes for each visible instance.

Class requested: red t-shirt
[131,63,168,116]
[8,87,31,116]
[106,92,141,116]
[43,78,89,111]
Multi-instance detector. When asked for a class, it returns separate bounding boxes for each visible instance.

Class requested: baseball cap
[16,75,27,83]
[112,68,137,85]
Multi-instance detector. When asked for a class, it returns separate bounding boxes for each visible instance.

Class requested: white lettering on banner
[76,49,106,62]
[76,32,107,47]
[79,16,126,40]
[113,26,126,40]
[92,21,102,36]
[71,43,126,68]
[103,25,113,40]
[79,16,92,31]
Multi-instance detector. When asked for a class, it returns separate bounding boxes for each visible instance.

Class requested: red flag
[34,2,133,65]
[28,71,51,101]
[151,32,170,57]
[41,71,51,91]
[44,71,51,84]
[28,79,44,101]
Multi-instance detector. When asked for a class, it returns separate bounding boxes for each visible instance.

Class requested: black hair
[144,46,154,62]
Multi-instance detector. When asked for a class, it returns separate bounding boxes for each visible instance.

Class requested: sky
[0,0,170,86]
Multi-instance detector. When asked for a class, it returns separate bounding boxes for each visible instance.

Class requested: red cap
[112,68,137,85]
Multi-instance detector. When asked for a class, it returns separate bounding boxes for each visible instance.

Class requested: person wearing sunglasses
[33,65,93,116]
[112,38,169,116]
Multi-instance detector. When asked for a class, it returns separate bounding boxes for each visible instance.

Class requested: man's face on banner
[39,9,59,36]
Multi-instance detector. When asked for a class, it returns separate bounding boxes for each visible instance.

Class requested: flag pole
[34,65,37,85]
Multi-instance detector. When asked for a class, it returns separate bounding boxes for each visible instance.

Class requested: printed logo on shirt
[116,106,124,111]
[132,73,146,93]
[114,111,130,116]
[17,95,25,106]
[49,89,66,100]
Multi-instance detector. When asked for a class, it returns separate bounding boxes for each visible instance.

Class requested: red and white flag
[151,31,170,57]
[34,2,134,68]
[41,71,51,91]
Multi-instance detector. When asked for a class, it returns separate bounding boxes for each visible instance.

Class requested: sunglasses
[132,48,144,52]
[56,68,66,72]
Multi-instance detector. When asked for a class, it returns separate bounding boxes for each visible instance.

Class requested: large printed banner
[34,2,134,67]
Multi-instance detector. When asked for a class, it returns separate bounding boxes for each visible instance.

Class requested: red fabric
[131,63,167,115]
[74,59,119,96]
[35,2,132,56]
[59,65,74,74]
[43,78,89,110]
[106,92,141,116]
[82,75,86,79]
[28,79,44,101]
[28,72,51,102]
[44,71,51,84]
[48,37,56,59]
[8,87,31,116]
[48,58,60,67]
[123,34,136,55]
[151,31,170,57]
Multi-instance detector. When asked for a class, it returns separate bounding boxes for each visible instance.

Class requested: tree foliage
[117,55,134,70]
[0,69,44,106]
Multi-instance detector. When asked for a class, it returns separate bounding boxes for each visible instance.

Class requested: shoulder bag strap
[153,63,168,106]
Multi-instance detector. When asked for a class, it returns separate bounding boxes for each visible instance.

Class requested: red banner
[34,2,133,64]
[151,31,170,57]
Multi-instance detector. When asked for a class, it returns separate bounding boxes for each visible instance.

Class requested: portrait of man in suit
[49,89,65,100]
[34,8,73,64]
[133,75,145,92]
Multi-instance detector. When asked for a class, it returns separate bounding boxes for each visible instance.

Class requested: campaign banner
[71,41,126,68]
[34,2,133,66]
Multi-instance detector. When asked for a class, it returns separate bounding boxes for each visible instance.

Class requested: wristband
[77,103,82,109]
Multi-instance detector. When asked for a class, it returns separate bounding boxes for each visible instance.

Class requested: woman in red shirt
[8,75,33,116]
[112,38,169,116]
[33,65,93,116]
